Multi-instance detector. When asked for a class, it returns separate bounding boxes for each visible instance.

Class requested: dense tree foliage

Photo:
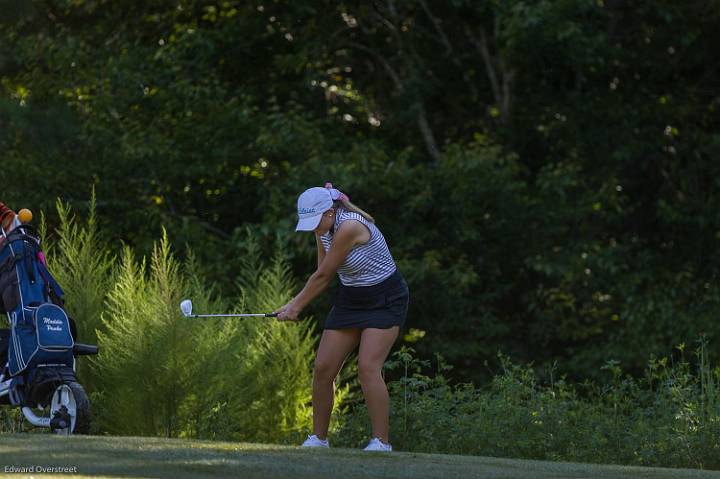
[2,0,720,381]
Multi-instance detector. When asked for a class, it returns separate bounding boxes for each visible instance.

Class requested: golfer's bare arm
[292,220,370,311]
[315,233,326,269]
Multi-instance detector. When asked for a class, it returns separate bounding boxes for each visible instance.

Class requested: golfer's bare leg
[313,328,361,439]
[357,326,399,444]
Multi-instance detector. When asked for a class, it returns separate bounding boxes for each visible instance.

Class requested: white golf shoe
[363,437,392,452]
[301,434,329,448]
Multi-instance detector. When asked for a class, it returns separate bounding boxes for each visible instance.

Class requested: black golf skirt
[325,269,409,330]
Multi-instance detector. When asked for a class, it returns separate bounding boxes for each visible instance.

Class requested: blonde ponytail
[324,182,375,223]
[334,199,375,223]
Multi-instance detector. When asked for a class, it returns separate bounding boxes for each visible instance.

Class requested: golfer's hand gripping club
[274,301,303,321]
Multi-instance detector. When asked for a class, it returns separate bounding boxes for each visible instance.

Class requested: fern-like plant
[41,191,113,393]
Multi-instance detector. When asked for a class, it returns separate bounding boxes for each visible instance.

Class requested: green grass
[0,434,718,479]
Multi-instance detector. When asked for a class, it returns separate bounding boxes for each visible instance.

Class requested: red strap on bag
[0,202,16,231]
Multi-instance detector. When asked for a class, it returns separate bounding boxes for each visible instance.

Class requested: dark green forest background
[1,0,719,382]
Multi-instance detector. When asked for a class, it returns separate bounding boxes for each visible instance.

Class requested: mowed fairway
[0,434,718,479]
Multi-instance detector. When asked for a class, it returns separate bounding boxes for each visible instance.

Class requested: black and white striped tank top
[320,209,396,287]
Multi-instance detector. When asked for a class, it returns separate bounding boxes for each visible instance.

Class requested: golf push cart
[0,204,98,434]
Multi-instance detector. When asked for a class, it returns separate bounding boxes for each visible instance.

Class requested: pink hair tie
[324,182,350,202]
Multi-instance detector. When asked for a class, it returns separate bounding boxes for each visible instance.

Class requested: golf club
[180,299,278,318]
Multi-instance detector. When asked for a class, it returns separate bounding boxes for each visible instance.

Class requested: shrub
[42,192,113,394]
[336,342,720,469]
[93,230,318,442]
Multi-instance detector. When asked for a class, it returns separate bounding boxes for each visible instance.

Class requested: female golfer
[276,183,409,452]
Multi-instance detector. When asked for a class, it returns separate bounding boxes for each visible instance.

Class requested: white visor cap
[295,187,334,231]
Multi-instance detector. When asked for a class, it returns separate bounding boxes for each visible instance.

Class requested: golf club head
[180,299,193,317]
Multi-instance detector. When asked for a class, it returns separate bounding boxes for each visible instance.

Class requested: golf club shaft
[189,313,278,318]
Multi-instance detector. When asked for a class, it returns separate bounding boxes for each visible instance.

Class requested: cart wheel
[50,382,90,434]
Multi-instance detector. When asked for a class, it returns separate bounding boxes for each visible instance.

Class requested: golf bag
[0,225,73,376]
[0,218,98,434]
